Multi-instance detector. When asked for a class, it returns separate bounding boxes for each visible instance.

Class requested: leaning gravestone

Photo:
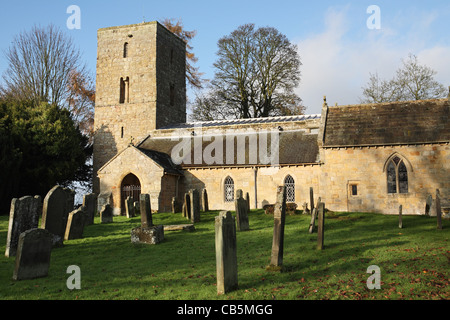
[82,193,97,226]
[64,206,86,240]
[189,189,200,223]
[5,196,41,257]
[234,189,249,231]
[100,204,113,224]
[267,186,286,271]
[215,211,238,295]
[13,228,53,280]
[41,185,74,247]
[131,194,164,245]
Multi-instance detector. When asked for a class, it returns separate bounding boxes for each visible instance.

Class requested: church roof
[138,130,320,168]
[323,99,450,147]
[160,114,321,129]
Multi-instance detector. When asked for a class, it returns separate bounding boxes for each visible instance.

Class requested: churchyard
[0,188,448,300]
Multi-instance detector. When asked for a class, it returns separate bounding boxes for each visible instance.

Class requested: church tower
[93,22,186,193]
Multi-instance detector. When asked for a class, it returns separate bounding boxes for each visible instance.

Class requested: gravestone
[13,228,53,281]
[172,197,179,213]
[308,197,321,234]
[5,196,41,257]
[202,189,209,212]
[245,192,250,212]
[82,193,97,226]
[436,189,442,230]
[425,194,432,216]
[183,193,191,219]
[41,185,74,247]
[139,194,152,228]
[64,206,86,240]
[131,193,164,245]
[398,205,403,229]
[215,211,238,295]
[234,189,249,231]
[125,196,135,218]
[100,204,113,223]
[310,187,315,212]
[189,189,200,223]
[97,191,112,213]
[267,186,286,271]
[317,202,325,250]
[302,202,310,215]
[133,201,140,217]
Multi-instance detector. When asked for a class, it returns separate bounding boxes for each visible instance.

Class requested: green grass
[0,210,448,300]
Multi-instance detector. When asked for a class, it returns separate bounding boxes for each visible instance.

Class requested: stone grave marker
[245,192,250,212]
[189,189,200,223]
[131,194,164,245]
[172,197,179,213]
[425,194,432,216]
[234,189,249,231]
[317,202,325,250]
[41,185,74,247]
[13,228,53,281]
[310,187,315,212]
[82,193,97,226]
[308,197,321,234]
[202,189,209,212]
[398,205,403,229]
[267,186,286,271]
[5,196,41,257]
[100,204,113,224]
[436,189,443,230]
[125,196,135,218]
[64,206,86,240]
[215,211,238,295]
[183,193,191,220]
[97,191,112,213]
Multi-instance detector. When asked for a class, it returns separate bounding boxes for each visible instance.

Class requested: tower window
[123,42,129,58]
[119,77,130,104]
[224,176,235,203]
[387,156,408,194]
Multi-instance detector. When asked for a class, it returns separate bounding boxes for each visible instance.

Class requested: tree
[160,18,206,89]
[191,24,303,121]
[360,53,447,103]
[0,100,90,214]
[1,24,90,108]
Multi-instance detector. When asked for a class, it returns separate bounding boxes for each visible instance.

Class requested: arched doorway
[121,173,141,215]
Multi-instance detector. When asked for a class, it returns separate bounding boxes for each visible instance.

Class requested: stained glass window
[284,175,295,202]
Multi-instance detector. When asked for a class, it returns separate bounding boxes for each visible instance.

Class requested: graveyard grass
[0,210,448,300]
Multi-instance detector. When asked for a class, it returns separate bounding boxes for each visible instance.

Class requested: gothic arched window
[387,156,408,194]
[284,175,295,202]
[224,176,234,202]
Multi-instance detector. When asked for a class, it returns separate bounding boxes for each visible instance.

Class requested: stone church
[93,21,450,216]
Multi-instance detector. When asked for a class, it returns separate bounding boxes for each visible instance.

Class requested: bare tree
[160,18,206,89]
[360,53,446,103]
[191,24,303,121]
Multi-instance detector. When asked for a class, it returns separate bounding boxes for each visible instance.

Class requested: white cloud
[297,6,450,114]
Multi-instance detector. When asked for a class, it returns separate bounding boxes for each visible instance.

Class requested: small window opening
[123,42,128,58]
[121,127,124,138]
[284,175,295,202]
[119,77,130,104]
[351,184,358,196]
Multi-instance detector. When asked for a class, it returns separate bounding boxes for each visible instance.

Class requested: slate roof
[138,130,320,167]
[137,148,184,175]
[323,99,450,147]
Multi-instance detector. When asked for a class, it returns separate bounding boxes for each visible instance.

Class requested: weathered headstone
[139,194,152,228]
[234,189,249,231]
[97,191,112,213]
[398,205,403,229]
[310,187,315,212]
[302,202,310,215]
[133,201,140,217]
[436,189,442,230]
[245,192,250,212]
[215,211,238,295]
[202,189,209,212]
[267,186,286,271]
[425,194,432,216]
[64,206,86,240]
[125,196,135,218]
[183,193,191,220]
[308,197,321,234]
[189,189,200,223]
[317,202,325,250]
[13,228,53,281]
[171,197,179,213]
[82,193,97,226]
[100,204,113,224]
[41,185,74,247]
[5,196,41,257]
[131,193,164,245]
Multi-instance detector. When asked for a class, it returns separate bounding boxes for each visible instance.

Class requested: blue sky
[0,0,449,114]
